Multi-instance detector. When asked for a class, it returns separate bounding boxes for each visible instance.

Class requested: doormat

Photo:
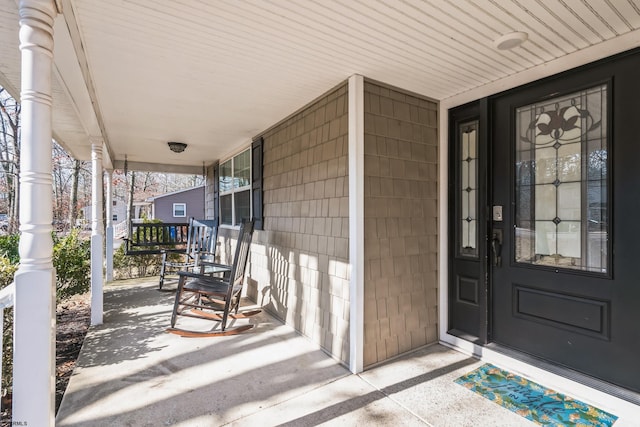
[454,363,617,426]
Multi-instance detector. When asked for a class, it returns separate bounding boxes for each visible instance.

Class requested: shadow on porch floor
[55,278,635,426]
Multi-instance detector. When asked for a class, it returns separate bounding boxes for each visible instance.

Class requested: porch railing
[0,282,15,396]
[113,220,128,239]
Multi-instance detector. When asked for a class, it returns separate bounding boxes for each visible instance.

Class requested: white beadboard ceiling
[1,0,640,172]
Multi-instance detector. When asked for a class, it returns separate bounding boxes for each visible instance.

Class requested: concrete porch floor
[56,278,638,426]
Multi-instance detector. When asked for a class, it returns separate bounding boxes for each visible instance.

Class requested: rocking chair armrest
[160,248,188,255]
[198,260,230,269]
[197,260,233,277]
[177,270,227,279]
[177,270,207,279]
[177,271,229,287]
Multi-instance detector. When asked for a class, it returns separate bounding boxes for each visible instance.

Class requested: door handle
[491,230,502,267]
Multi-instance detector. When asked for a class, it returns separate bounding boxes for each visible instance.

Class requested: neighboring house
[110,199,127,224]
[80,198,127,227]
[130,201,152,223]
[146,186,204,223]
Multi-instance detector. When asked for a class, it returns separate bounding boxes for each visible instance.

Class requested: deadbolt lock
[492,205,503,222]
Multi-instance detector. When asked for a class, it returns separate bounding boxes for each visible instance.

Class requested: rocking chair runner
[168,219,258,337]
[158,218,218,290]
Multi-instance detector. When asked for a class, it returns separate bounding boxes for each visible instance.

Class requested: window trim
[173,203,187,218]
[219,146,252,228]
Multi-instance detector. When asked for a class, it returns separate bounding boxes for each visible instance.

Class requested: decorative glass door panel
[460,120,479,257]
[515,84,608,273]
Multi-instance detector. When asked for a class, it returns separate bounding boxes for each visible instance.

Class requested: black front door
[490,51,640,393]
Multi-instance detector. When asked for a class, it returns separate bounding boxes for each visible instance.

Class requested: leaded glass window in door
[515,84,608,273]
[460,120,478,257]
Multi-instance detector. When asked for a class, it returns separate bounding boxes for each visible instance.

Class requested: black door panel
[490,50,640,392]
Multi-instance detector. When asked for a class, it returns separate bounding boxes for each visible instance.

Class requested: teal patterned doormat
[455,364,617,426]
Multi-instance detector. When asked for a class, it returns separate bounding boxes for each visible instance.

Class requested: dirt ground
[55,293,91,412]
[0,293,90,425]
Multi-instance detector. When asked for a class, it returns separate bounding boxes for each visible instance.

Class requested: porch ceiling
[2,0,640,173]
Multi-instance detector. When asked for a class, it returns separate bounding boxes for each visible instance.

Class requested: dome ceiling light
[493,31,528,50]
[168,141,187,153]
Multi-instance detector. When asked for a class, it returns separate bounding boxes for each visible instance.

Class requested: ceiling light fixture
[168,141,187,153]
[493,31,528,50]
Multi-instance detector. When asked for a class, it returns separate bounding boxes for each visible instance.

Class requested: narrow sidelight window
[459,120,479,257]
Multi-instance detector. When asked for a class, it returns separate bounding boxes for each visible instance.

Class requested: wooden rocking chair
[158,218,218,290]
[167,219,258,337]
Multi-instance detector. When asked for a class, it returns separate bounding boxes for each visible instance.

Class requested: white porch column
[13,0,59,425]
[105,169,113,281]
[90,140,104,325]
[348,74,364,374]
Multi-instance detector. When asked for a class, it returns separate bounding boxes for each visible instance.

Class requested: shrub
[0,255,17,286]
[1,230,91,406]
[0,230,91,300]
[0,234,19,395]
[53,229,91,301]
[113,243,163,279]
[0,234,19,264]
[0,257,17,394]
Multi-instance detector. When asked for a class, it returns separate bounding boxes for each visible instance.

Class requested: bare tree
[126,171,135,233]
[52,142,69,228]
[0,87,20,233]
[68,159,80,227]
[51,141,91,230]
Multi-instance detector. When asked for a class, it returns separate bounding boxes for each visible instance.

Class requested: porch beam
[348,74,364,374]
[112,159,204,175]
[13,1,59,425]
[90,140,104,325]
[105,169,113,281]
